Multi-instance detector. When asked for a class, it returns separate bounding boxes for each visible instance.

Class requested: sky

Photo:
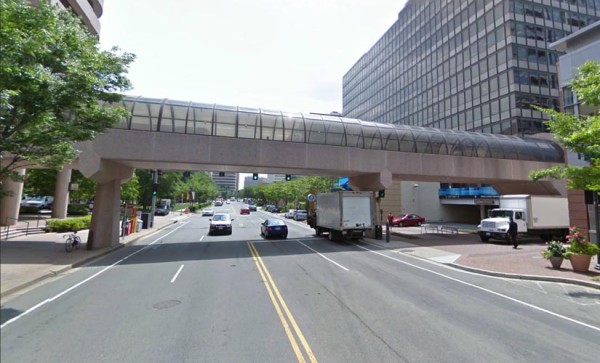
[98,0,408,188]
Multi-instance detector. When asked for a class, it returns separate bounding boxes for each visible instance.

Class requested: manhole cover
[153,300,181,310]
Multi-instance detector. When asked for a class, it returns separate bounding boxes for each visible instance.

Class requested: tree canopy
[530,60,600,192]
[0,0,135,196]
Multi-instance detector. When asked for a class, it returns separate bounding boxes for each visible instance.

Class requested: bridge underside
[77,129,564,195]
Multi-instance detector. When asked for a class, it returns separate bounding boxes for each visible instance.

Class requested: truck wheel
[328,231,341,242]
[480,233,490,242]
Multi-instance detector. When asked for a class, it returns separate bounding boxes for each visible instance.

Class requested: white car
[202,208,214,216]
[209,213,233,235]
[22,196,54,210]
[285,209,296,219]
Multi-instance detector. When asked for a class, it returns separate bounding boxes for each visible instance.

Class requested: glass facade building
[342,0,600,136]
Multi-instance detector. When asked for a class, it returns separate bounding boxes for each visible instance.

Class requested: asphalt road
[1,203,599,362]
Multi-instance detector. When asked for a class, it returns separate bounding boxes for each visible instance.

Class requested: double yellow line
[248,242,318,363]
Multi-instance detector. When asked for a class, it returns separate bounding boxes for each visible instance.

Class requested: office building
[32,0,103,35]
[342,0,599,222]
[343,0,599,135]
[549,20,600,242]
[211,172,239,194]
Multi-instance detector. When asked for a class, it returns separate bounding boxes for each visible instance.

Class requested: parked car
[266,205,279,213]
[202,208,214,216]
[248,204,257,212]
[240,206,250,215]
[154,205,170,216]
[391,213,425,227]
[209,213,234,235]
[293,210,308,221]
[285,209,296,218]
[261,218,288,239]
[21,196,54,210]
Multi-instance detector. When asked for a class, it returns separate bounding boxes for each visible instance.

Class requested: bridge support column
[348,170,392,192]
[0,168,25,226]
[87,179,123,250]
[77,155,134,250]
[52,168,72,219]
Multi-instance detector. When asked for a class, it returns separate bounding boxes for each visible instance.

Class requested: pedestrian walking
[508,217,518,249]
[387,212,394,227]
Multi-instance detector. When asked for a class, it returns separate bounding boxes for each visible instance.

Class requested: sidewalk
[373,225,600,289]
[1,212,192,299]
[1,219,598,300]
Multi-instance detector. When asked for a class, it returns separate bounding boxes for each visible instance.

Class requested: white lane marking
[199,235,204,241]
[297,240,349,271]
[355,243,600,333]
[170,265,185,283]
[1,221,190,330]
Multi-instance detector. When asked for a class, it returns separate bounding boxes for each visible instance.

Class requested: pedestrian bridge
[80,96,563,189]
[70,96,564,249]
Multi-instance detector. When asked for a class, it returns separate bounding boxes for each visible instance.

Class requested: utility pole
[594,192,600,270]
[151,169,158,228]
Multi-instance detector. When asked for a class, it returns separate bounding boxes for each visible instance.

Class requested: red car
[240,206,250,215]
[391,213,425,227]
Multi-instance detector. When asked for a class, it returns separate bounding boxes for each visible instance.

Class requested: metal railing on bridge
[104,96,564,163]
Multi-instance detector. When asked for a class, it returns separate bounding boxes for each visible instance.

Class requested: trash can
[141,212,151,229]
[374,225,383,240]
[137,219,143,232]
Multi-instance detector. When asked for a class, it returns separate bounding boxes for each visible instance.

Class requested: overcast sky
[99,0,408,113]
[98,0,408,188]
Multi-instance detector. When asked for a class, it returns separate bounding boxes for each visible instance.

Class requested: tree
[0,0,135,196]
[120,174,140,204]
[530,60,600,192]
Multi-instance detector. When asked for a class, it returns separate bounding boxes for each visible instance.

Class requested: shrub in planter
[564,226,600,258]
[45,216,91,232]
[541,240,566,259]
[67,204,90,216]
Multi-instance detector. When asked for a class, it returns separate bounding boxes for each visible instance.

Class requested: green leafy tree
[0,0,135,196]
[120,174,140,204]
[530,60,600,191]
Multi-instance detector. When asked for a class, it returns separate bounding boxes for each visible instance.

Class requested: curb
[366,238,600,290]
[0,216,190,299]
[448,263,600,289]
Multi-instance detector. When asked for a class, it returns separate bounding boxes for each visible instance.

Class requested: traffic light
[378,190,385,198]
[252,173,258,180]
[152,183,159,196]
[285,174,292,181]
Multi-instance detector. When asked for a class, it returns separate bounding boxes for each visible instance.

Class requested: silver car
[293,210,307,221]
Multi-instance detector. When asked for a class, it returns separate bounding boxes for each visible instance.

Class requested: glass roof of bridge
[109,96,564,163]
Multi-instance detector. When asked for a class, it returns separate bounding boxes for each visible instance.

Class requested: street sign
[307,194,316,202]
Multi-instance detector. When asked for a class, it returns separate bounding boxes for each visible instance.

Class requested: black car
[261,218,288,239]
[248,204,257,211]
[209,213,233,235]
[266,205,280,213]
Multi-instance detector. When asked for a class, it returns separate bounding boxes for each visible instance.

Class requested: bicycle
[64,231,82,252]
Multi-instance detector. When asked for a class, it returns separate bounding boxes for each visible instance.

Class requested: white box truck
[307,191,376,241]
[478,195,569,242]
